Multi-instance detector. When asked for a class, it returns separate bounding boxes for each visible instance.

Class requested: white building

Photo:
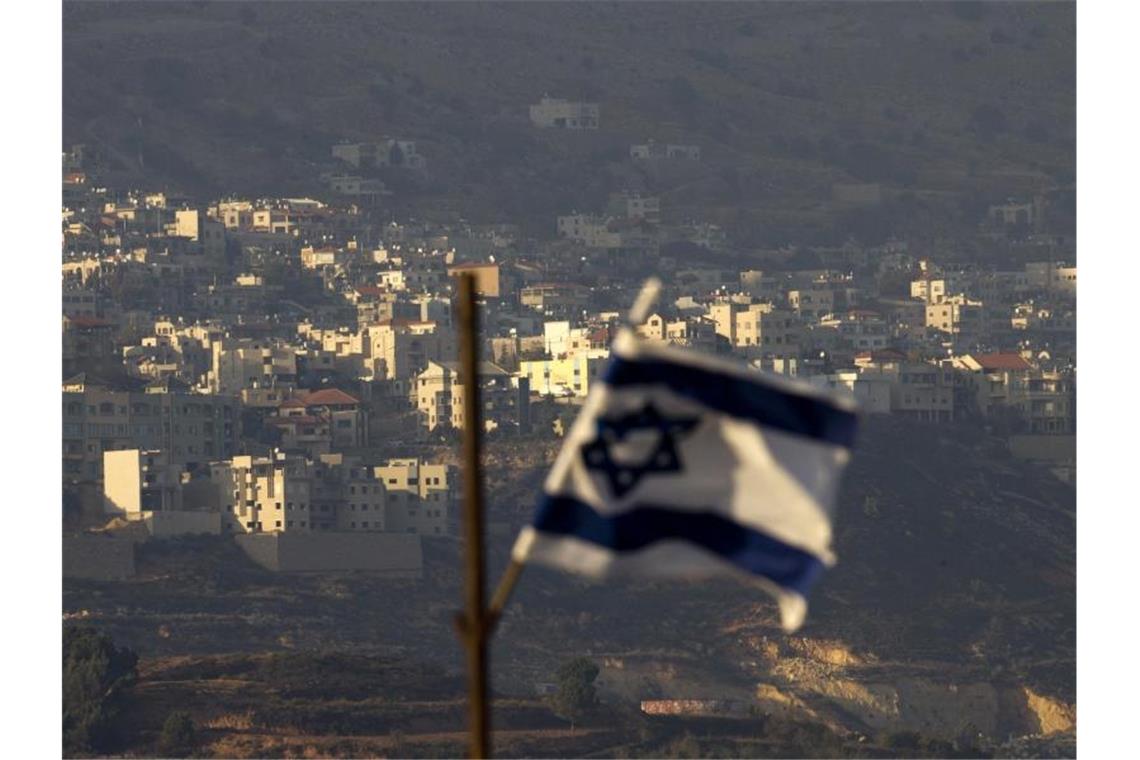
[556,214,621,248]
[609,191,660,224]
[529,97,599,129]
[332,139,425,169]
[630,141,700,161]
[103,449,222,536]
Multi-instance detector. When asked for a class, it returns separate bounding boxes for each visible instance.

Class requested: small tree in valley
[551,657,599,730]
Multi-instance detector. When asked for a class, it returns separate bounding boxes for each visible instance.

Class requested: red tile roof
[973,353,1033,371]
[301,388,361,406]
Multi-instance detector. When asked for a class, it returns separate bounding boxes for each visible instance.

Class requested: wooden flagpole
[456,273,490,759]
[459,276,665,757]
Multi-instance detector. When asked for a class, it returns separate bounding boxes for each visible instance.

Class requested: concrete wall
[142,510,222,538]
[63,535,135,580]
[234,532,423,576]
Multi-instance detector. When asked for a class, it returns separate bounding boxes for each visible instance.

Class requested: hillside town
[62,125,1076,574]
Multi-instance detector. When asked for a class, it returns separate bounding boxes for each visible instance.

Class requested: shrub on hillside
[158,711,196,756]
[63,626,138,756]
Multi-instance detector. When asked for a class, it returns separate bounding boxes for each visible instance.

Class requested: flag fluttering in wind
[511,329,859,632]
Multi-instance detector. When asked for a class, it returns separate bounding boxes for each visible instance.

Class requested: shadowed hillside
[63,1,1075,243]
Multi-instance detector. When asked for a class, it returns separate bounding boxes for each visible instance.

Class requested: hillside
[62,1,1075,244]
[64,415,1075,752]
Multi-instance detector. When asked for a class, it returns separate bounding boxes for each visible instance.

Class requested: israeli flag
[511,329,859,632]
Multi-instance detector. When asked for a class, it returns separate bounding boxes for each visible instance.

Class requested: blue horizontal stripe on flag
[603,355,858,447]
[532,494,827,598]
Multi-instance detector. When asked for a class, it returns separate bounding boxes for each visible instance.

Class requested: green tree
[63,626,138,755]
[158,711,196,756]
[551,657,599,729]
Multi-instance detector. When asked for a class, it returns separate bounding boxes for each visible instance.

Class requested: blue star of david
[580,402,701,499]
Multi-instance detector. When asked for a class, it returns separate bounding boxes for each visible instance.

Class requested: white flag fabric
[511,330,859,632]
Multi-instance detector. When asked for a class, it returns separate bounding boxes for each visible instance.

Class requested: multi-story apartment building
[101,449,223,536]
[362,319,455,382]
[374,458,456,537]
[556,214,622,248]
[212,452,307,534]
[169,209,226,262]
[316,454,387,532]
[251,207,297,235]
[787,287,838,320]
[910,277,959,304]
[415,360,522,431]
[1010,371,1076,434]
[708,301,801,359]
[608,192,661,224]
[1025,262,1077,296]
[925,296,985,337]
[63,316,119,377]
[62,289,108,320]
[208,338,298,395]
[891,362,956,423]
[519,352,608,397]
[636,313,719,351]
[806,370,893,414]
[952,353,1074,433]
[212,200,254,230]
[103,449,184,515]
[268,388,369,455]
[818,312,890,351]
[210,451,385,534]
[520,283,590,319]
[62,375,241,485]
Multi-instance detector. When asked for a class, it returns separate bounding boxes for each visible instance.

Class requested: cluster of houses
[61,131,1077,562]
